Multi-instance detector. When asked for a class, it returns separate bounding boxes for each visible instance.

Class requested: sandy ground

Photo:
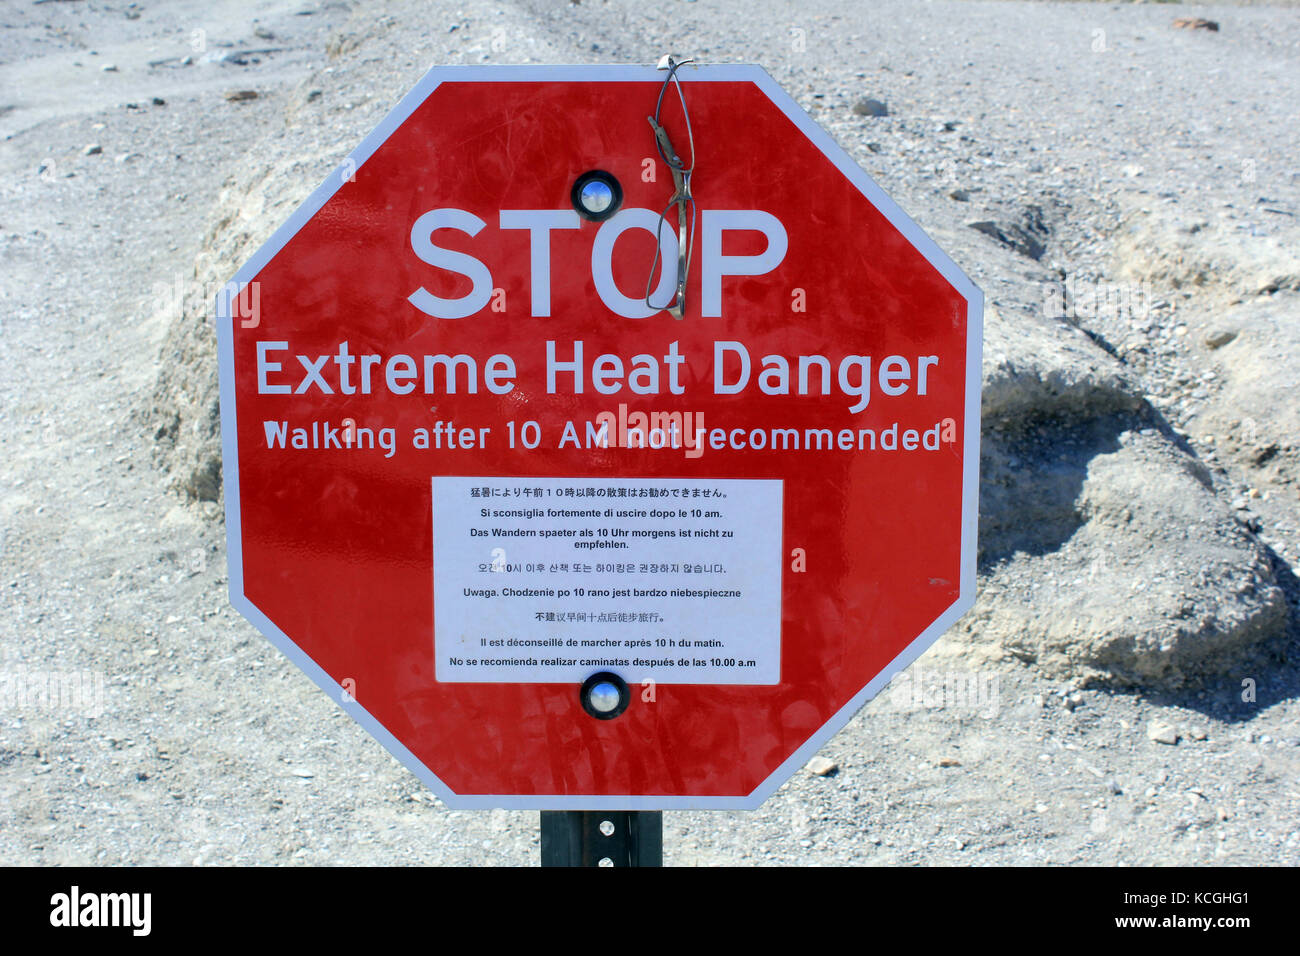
[1,0,1298,865]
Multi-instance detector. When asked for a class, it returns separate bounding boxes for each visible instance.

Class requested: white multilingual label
[432,476,783,684]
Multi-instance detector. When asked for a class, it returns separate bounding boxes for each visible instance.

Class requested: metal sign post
[541,811,663,867]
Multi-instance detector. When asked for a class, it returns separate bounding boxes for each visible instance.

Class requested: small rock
[1205,330,1237,349]
[968,206,1049,260]
[289,767,314,778]
[937,757,962,767]
[1147,720,1179,745]
[1250,443,1279,466]
[852,98,888,118]
[225,90,260,102]
[805,756,838,776]
[151,96,166,106]
[101,64,119,73]
[1189,727,1208,741]
[1106,779,1123,795]
[948,188,970,201]
[83,144,103,156]
[1173,17,1219,32]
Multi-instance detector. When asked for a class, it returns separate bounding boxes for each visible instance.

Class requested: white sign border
[216,63,984,811]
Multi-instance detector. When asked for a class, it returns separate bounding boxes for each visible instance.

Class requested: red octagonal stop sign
[217,65,982,809]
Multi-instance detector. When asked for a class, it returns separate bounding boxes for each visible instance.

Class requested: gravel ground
[1,0,1298,865]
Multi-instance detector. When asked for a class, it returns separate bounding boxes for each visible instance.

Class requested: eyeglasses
[644,55,696,320]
